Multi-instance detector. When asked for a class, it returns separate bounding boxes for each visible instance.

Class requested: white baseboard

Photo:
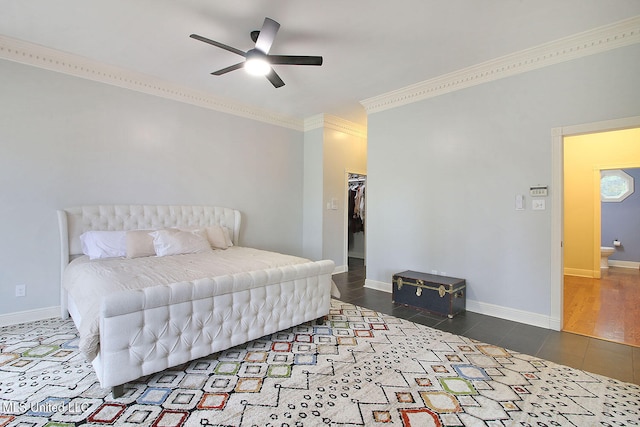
[565,262,639,277]
[364,279,392,293]
[333,265,348,274]
[609,260,640,269]
[564,268,597,278]
[0,306,60,327]
[465,299,557,330]
[363,279,556,329]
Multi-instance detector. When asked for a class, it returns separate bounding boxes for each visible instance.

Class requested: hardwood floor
[564,267,640,347]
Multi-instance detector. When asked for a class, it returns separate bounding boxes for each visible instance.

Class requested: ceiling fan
[190,17,323,88]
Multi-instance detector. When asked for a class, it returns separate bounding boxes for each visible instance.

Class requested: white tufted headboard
[58,204,241,260]
[58,205,241,259]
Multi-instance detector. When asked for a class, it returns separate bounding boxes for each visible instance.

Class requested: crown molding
[361,16,640,114]
[304,114,367,139]
[303,114,325,131]
[0,35,305,131]
[4,15,638,130]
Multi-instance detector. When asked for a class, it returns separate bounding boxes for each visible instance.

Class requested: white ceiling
[2,0,640,124]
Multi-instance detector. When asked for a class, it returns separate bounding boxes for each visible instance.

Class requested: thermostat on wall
[530,186,548,197]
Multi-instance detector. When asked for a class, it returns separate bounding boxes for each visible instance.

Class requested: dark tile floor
[333,258,640,385]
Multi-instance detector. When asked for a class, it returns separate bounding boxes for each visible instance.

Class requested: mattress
[63,247,337,360]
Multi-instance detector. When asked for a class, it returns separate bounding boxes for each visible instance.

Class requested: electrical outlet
[15,284,26,297]
[532,199,546,210]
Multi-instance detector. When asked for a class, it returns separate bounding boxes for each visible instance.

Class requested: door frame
[550,115,640,331]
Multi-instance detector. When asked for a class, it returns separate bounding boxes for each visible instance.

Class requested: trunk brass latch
[396,277,403,290]
[438,285,446,298]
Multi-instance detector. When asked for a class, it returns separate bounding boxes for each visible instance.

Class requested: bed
[58,205,336,397]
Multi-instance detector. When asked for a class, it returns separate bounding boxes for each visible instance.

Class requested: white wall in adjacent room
[302,128,324,261]
[322,128,367,270]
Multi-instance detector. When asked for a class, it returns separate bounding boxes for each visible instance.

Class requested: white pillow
[80,230,127,260]
[223,226,234,247]
[126,230,156,258]
[150,229,212,257]
[205,226,228,249]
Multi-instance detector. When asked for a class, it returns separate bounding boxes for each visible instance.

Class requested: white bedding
[63,247,338,360]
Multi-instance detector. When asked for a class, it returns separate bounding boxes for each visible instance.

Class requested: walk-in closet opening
[346,172,366,271]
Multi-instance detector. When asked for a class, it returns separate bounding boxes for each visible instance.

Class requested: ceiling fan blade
[268,55,323,66]
[211,62,245,75]
[254,17,280,54]
[266,68,285,88]
[190,34,246,57]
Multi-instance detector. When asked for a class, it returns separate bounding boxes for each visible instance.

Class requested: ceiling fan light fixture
[191,17,322,87]
[244,50,270,76]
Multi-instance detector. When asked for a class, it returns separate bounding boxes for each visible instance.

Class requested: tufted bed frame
[58,205,335,397]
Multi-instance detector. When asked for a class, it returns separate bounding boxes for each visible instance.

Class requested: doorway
[551,116,640,338]
[345,172,366,272]
[563,162,640,346]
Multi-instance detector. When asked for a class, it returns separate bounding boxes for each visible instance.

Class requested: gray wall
[0,59,305,317]
[602,168,640,262]
[302,128,324,261]
[366,44,640,320]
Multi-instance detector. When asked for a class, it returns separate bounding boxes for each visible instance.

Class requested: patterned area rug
[1,300,639,426]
